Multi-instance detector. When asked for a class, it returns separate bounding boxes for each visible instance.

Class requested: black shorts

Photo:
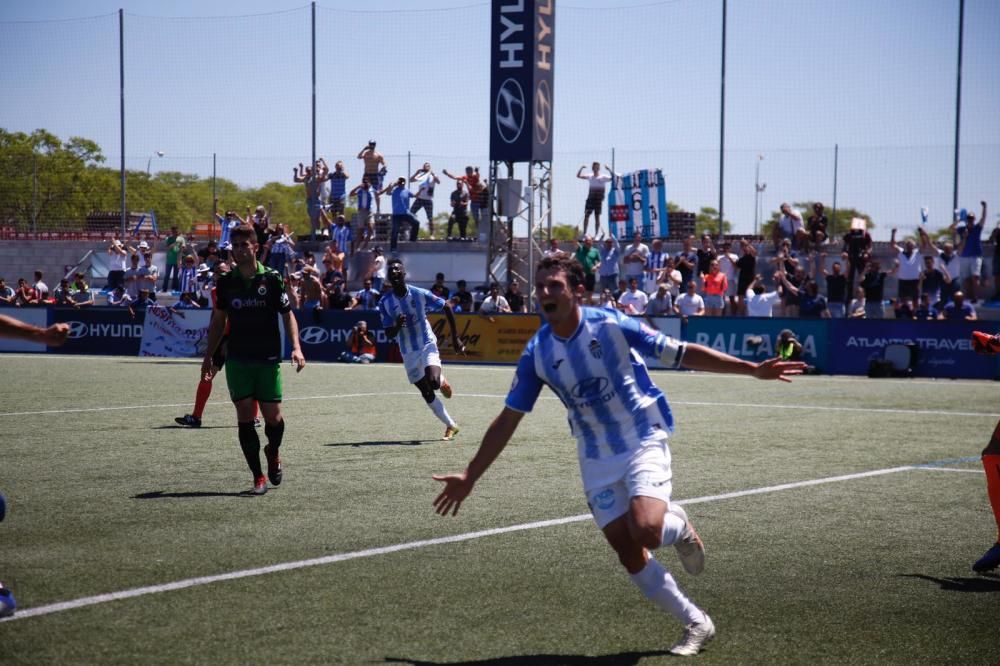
[897,279,919,302]
[364,172,384,190]
[584,273,596,292]
[585,191,604,213]
[328,197,346,215]
[411,199,433,218]
[212,336,229,370]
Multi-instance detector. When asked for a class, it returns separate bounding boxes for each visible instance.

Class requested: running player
[379,258,464,440]
[971,330,1000,572]
[201,224,305,495]
[433,253,805,656]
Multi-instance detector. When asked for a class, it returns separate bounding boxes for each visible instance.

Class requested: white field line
[914,467,985,474]
[2,464,923,623]
[1,392,997,420]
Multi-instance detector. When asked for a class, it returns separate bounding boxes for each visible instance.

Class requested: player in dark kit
[201,224,306,495]
[971,331,1000,572]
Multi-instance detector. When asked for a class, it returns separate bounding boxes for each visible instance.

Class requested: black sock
[238,421,263,478]
[264,419,285,452]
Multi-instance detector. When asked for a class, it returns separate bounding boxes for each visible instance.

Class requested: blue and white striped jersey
[506,307,685,461]
[178,266,198,295]
[378,285,447,355]
[331,225,352,252]
[356,185,375,210]
[216,215,239,249]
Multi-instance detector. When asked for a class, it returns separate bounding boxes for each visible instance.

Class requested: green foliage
[550,224,579,241]
[762,201,874,239]
[694,206,732,237]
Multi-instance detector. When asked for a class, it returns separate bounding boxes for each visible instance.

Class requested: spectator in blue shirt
[939,291,977,321]
[381,177,420,252]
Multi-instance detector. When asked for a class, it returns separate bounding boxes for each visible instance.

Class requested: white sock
[428,397,455,427]
[630,557,705,625]
[660,511,686,548]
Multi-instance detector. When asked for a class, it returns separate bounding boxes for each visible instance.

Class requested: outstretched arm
[680,342,806,382]
[433,407,525,516]
[443,302,466,354]
[0,314,69,346]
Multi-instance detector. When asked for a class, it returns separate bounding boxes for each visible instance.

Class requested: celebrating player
[971,330,1000,572]
[433,253,806,656]
[379,257,464,441]
[201,224,305,495]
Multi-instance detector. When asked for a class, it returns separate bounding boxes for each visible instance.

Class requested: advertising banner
[829,319,1000,379]
[49,307,145,355]
[683,317,830,370]
[608,169,669,239]
[0,309,48,353]
[489,0,555,162]
[291,309,393,363]
[429,313,542,364]
[139,305,211,358]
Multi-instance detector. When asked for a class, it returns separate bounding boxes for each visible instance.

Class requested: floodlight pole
[951,0,964,220]
[311,2,317,176]
[119,8,126,238]
[717,0,727,237]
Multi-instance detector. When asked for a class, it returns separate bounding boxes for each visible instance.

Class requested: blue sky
[1,0,998,239]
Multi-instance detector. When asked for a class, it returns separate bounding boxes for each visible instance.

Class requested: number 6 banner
[608,169,668,239]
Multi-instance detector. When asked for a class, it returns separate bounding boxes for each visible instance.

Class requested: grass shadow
[133,490,255,499]
[384,652,671,666]
[899,572,1000,592]
[325,440,436,448]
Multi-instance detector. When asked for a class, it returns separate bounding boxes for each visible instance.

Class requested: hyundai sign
[490,0,555,162]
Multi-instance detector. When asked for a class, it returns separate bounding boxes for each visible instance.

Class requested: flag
[608,169,668,239]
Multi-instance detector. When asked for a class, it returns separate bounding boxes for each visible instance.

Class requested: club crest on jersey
[258,284,267,296]
[588,339,602,359]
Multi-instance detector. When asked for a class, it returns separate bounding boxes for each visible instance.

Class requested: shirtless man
[357,141,387,214]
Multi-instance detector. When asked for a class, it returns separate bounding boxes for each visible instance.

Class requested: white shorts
[583,436,673,529]
[402,342,441,384]
[960,256,982,279]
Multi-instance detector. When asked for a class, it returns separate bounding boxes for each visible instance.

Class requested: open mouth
[542,303,557,313]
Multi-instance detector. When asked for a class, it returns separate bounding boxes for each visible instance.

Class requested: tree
[762,201,874,240]
[694,206,732,237]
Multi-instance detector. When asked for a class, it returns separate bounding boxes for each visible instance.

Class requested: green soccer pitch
[0,355,997,664]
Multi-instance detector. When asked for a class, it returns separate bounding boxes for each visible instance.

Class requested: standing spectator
[370,247,387,292]
[0,278,14,306]
[505,281,527,313]
[847,286,867,318]
[674,281,705,318]
[431,273,450,300]
[250,203,271,252]
[138,254,159,299]
[444,166,489,239]
[107,232,128,290]
[197,239,222,269]
[989,220,1000,301]
[700,259,727,316]
[575,162,613,237]
[161,225,185,292]
[124,253,142,301]
[331,214,354,258]
[71,272,94,307]
[622,231,649,287]
[914,293,938,320]
[695,235,717,282]
[326,160,350,216]
[448,181,470,241]
[32,271,49,302]
[53,278,74,305]
[262,224,295,277]
[14,279,37,307]
[733,241,757,315]
[842,218,873,297]
[660,257,683,300]
[543,237,562,258]
[917,255,952,308]
[597,235,621,293]
[717,240,739,315]
[323,240,346,280]
[354,279,381,311]
[778,265,807,318]
[326,277,356,310]
[816,253,848,318]
[939,291,977,321]
[744,275,782,318]
[806,203,828,251]
[598,288,618,310]
[773,203,808,251]
[479,283,512,315]
[178,255,199,297]
[339,320,376,364]
[382,177,420,252]
[673,235,698,288]
[574,236,601,303]
[107,285,134,312]
[859,259,895,319]
[776,271,829,319]
[890,228,922,305]
[617,278,649,315]
[452,280,473,313]
[955,201,987,302]
[410,163,440,238]
[171,292,201,311]
[357,141,387,213]
[351,177,377,250]
[645,283,674,317]
[293,159,329,239]
[645,238,668,294]
[213,207,244,256]
[300,268,328,311]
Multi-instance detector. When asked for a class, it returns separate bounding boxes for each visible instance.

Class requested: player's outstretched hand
[292,349,306,372]
[452,338,466,355]
[432,471,473,516]
[200,356,215,382]
[753,357,807,382]
[39,323,69,347]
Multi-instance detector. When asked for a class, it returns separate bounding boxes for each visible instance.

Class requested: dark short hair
[229,223,256,244]
[537,252,585,289]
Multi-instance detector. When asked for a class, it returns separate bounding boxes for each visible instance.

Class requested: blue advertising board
[290,309,394,363]
[828,319,1000,379]
[49,307,145,355]
[683,317,830,370]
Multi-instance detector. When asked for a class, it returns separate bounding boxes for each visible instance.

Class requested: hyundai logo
[495,78,526,144]
[570,376,610,399]
[299,326,329,345]
[534,79,552,146]
[66,321,88,339]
